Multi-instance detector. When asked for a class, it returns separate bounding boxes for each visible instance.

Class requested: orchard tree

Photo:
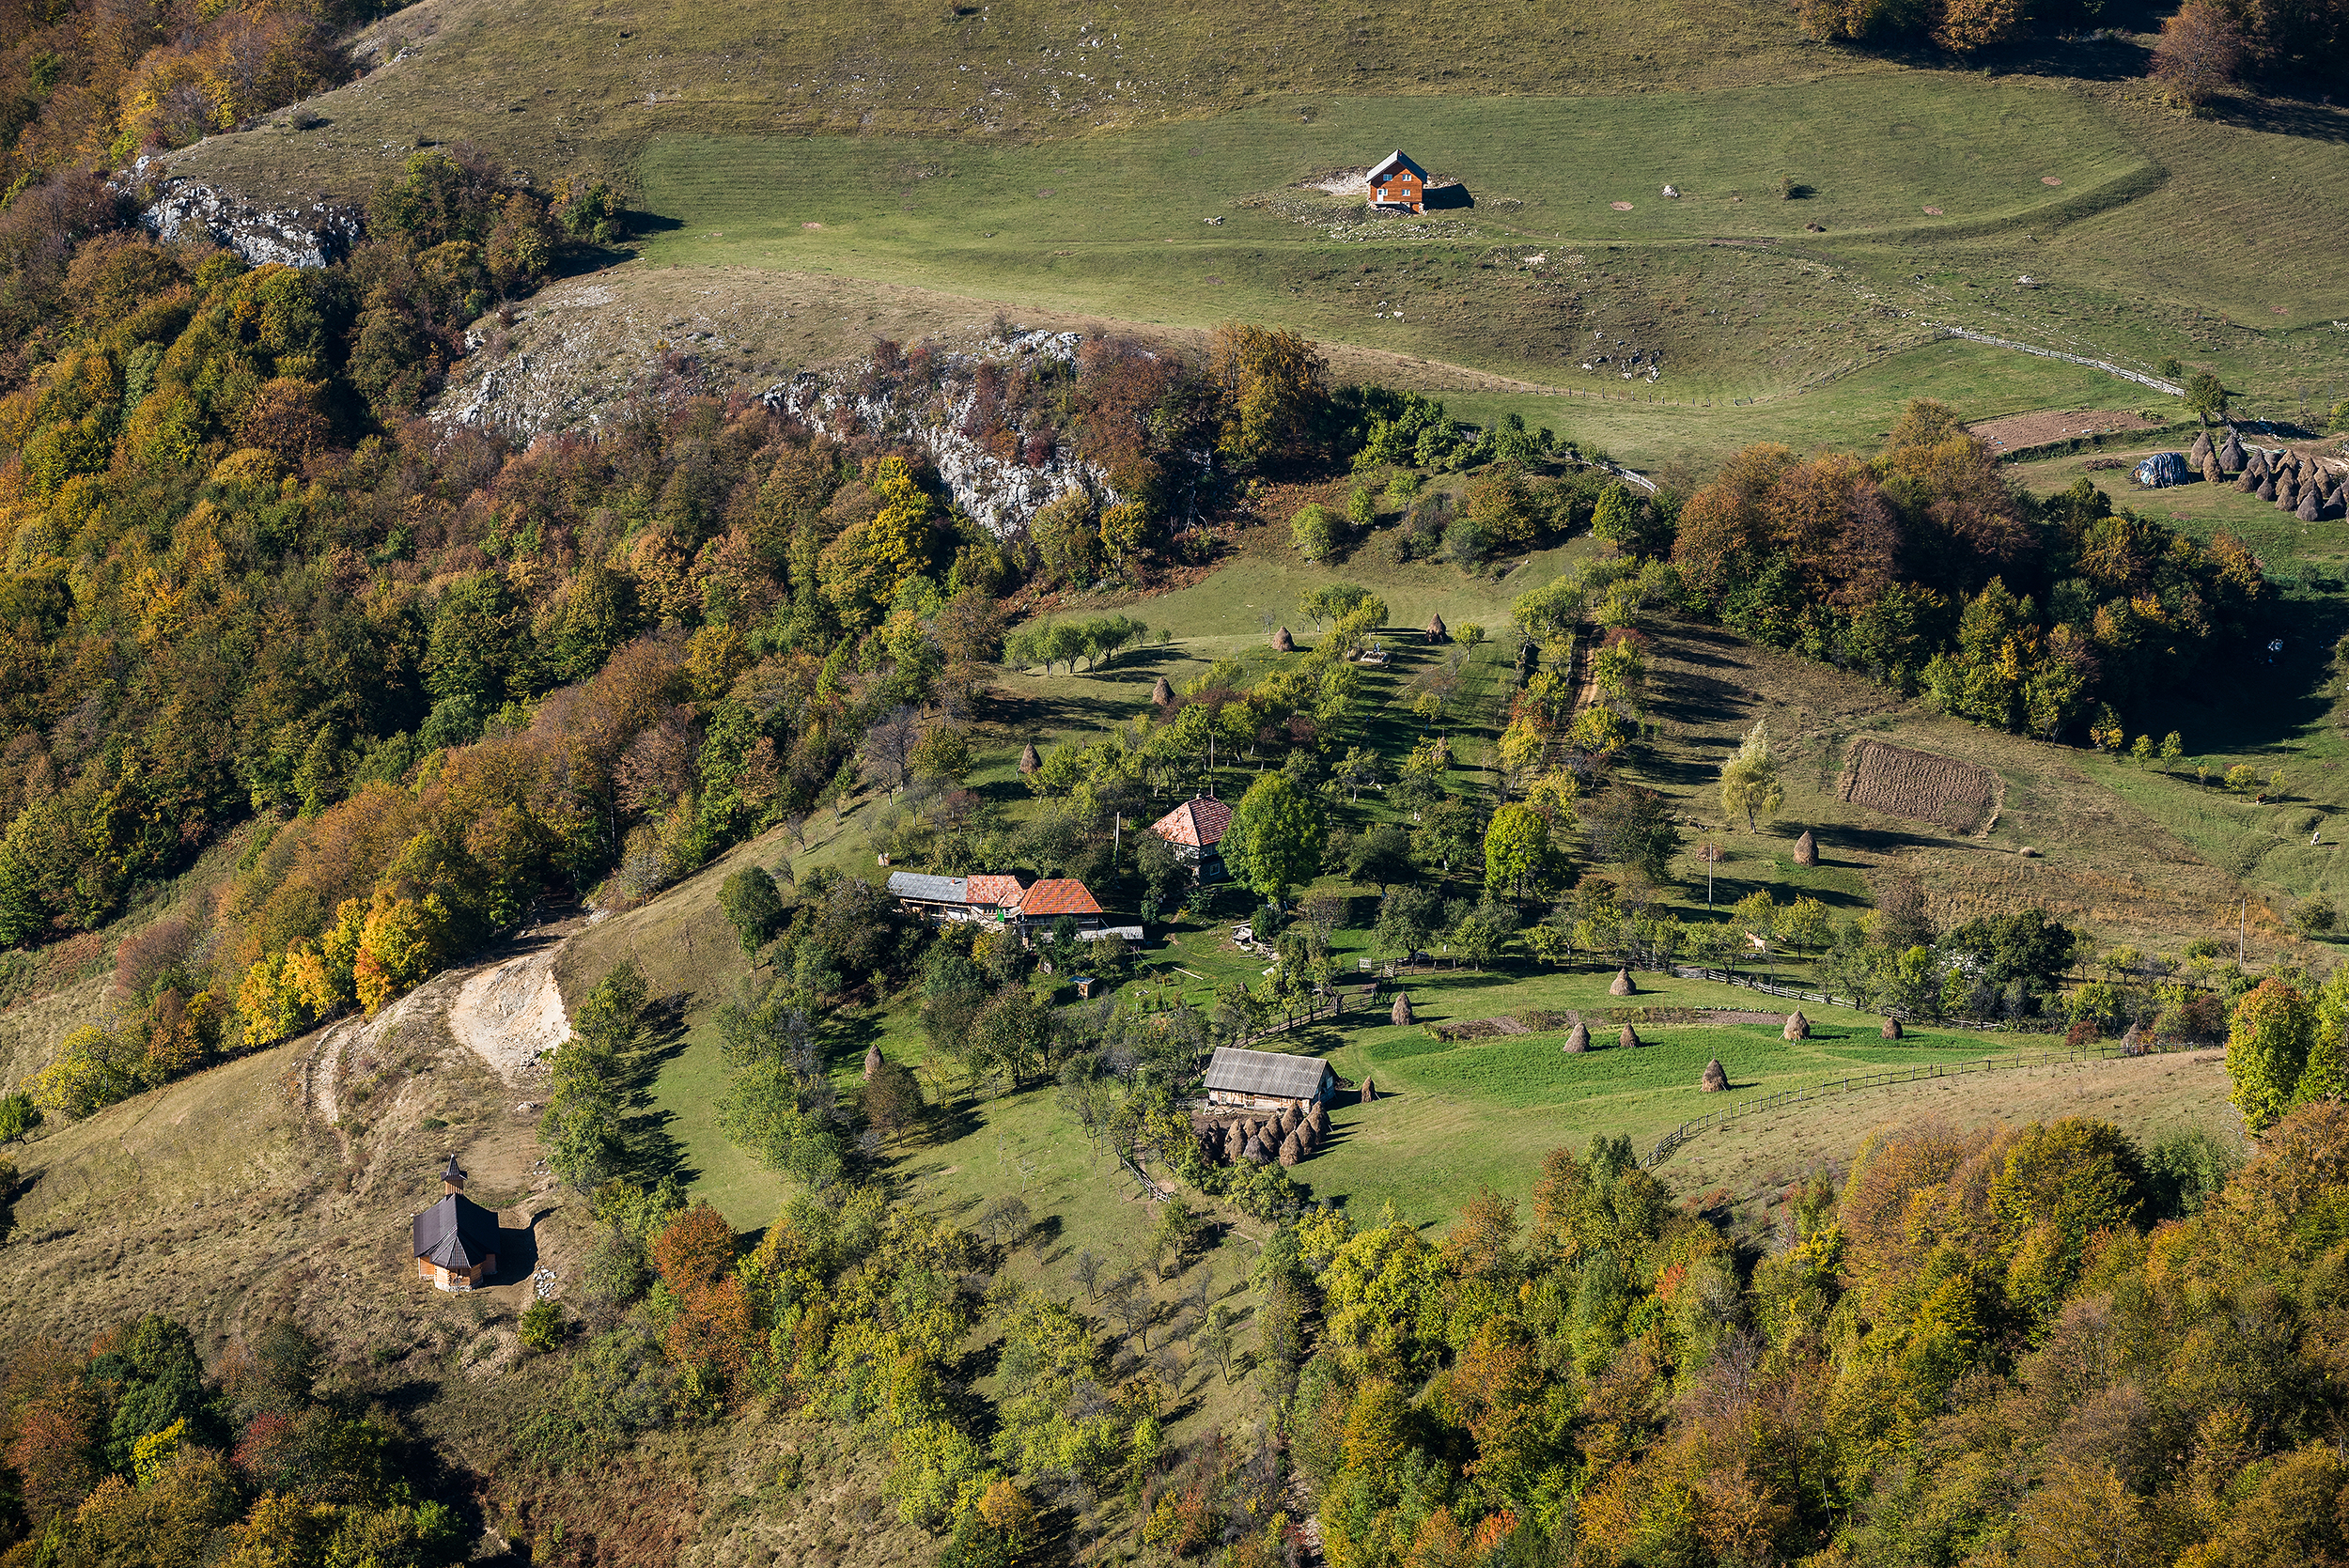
[2226,977,2310,1130]
[1719,719,1785,832]
[1483,803,1559,903]
[1224,772,1325,901]
[718,866,785,961]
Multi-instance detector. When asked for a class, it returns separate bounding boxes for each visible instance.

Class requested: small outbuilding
[1367,150,1430,212]
[1203,1046,1338,1111]
[412,1157,499,1292]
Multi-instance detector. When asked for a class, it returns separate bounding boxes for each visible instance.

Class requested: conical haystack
[2278,474,2299,508]
[1278,1105,1300,1140]
[863,1043,883,1080]
[1272,626,1296,652]
[2219,430,2245,473]
[1243,1135,1271,1165]
[1881,1017,1903,1040]
[1222,1124,1246,1162]
[1360,1078,1377,1103]
[1782,1010,1811,1041]
[1308,1104,1330,1138]
[2259,476,2278,503]
[1151,675,1174,706]
[2246,448,2272,482]
[1563,1021,1591,1053]
[1794,829,1818,866]
[2299,487,2324,522]
[1426,613,1447,644]
[1610,968,1636,997]
[2120,1022,2143,1054]
[1392,993,1414,1026]
[1700,1058,1729,1093]
[1278,1130,1303,1167]
[2189,430,2214,465]
[1019,740,1041,775]
[2202,455,2223,485]
[1619,1024,1641,1048]
[2238,468,2263,494]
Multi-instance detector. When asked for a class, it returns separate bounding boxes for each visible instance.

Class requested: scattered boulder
[1563,1021,1591,1053]
[1019,741,1041,776]
[1392,993,1414,1026]
[1793,829,1817,866]
[1700,1058,1728,1093]
[1881,1017,1903,1040]
[1273,626,1297,652]
[863,1044,882,1080]
[1782,1010,1810,1041]
[1610,968,1636,997]
[1619,1024,1641,1048]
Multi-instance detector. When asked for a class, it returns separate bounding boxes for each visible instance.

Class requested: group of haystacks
[2191,428,2347,521]
[1209,1100,1331,1169]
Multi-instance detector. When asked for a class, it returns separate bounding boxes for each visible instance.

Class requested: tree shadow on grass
[617,994,695,1186]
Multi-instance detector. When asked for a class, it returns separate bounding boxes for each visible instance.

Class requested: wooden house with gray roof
[1202,1046,1337,1111]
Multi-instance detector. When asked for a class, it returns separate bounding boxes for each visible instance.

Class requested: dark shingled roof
[412,1191,499,1268]
[1204,1047,1335,1100]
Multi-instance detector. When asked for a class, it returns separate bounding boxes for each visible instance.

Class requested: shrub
[519,1299,566,1353]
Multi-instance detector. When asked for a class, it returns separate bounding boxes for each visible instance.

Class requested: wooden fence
[1642,1043,2125,1168]
[1662,965,2068,1035]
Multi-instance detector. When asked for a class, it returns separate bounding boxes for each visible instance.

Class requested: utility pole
[2240,900,2247,967]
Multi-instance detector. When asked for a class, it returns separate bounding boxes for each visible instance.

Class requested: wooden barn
[1203,1046,1337,1111]
[412,1156,500,1291]
[1367,150,1429,212]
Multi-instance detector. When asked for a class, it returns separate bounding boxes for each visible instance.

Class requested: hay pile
[1272,626,1296,652]
[863,1043,883,1079]
[1426,613,1447,644]
[1151,675,1174,706]
[1619,1024,1641,1048]
[1610,968,1636,997]
[1881,1017,1903,1040]
[1361,1078,1377,1102]
[1782,1010,1810,1041]
[1392,993,1413,1026]
[1019,740,1041,776]
[2189,430,2214,467]
[1794,829,1817,866]
[2218,429,2246,473]
[1563,1021,1591,1053]
[1700,1058,1728,1093]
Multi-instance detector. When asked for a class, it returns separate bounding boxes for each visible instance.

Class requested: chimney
[442,1155,466,1195]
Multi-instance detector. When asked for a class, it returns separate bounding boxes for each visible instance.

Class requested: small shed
[1203,1046,1338,1111]
[1367,150,1430,212]
[412,1157,500,1292]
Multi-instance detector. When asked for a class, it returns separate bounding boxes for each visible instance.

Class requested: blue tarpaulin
[2134,452,2191,488]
